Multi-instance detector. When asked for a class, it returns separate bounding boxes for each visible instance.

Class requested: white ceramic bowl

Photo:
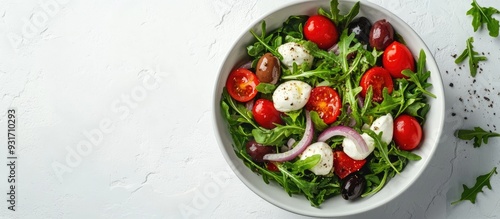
[212,0,445,217]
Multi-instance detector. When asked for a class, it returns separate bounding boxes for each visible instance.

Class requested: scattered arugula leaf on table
[467,0,500,37]
[455,126,500,148]
[455,37,487,77]
[452,167,498,205]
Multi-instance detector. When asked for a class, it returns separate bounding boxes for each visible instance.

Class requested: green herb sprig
[452,167,498,205]
[455,126,500,148]
[455,37,487,77]
[467,0,500,37]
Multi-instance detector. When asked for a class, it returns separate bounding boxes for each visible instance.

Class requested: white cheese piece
[299,142,334,175]
[272,80,312,112]
[277,42,314,69]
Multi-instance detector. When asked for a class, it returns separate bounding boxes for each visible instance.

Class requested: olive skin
[256,53,281,84]
[246,140,275,162]
[341,172,366,200]
[348,17,372,44]
[369,19,394,51]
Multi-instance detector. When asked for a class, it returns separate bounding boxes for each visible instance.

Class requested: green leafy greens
[467,0,500,37]
[455,37,487,77]
[452,167,498,205]
[455,126,500,148]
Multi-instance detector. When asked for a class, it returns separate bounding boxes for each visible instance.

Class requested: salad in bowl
[213,0,444,216]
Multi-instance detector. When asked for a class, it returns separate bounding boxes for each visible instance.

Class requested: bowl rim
[212,0,445,217]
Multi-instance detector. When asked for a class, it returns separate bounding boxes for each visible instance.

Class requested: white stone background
[0,0,499,218]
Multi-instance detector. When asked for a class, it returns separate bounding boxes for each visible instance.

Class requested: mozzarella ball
[343,133,375,160]
[343,114,394,160]
[277,42,314,69]
[272,80,312,112]
[370,113,393,144]
[299,142,334,175]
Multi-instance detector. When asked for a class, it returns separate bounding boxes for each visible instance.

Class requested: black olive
[341,172,366,200]
[347,17,372,44]
[369,19,394,50]
[246,140,275,163]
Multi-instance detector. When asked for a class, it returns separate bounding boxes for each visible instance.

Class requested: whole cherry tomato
[304,15,339,50]
[226,68,259,102]
[382,41,415,78]
[252,99,283,129]
[393,114,422,151]
[305,86,342,124]
[360,67,394,102]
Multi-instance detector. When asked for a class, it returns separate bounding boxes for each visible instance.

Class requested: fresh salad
[220,0,435,207]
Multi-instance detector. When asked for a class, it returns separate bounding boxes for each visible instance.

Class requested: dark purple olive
[246,140,275,162]
[341,173,366,200]
[369,19,394,51]
[347,17,372,44]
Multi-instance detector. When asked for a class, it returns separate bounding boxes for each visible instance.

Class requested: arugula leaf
[455,126,500,148]
[289,154,321,174]
[277,165,319,200]
[467,0,500,37]
[249,25,283,60]
[278,15,309,39]
[319,0,360,31]
[401,50,436,98]
[284,110,302,124]
[455,37,487,77]
[221,89,260,129]
[362,170,388,197]
[392,148,422,161]
[310,111,328,131]
[345,79,363,127]
[255,83,276,94]
[252,125,304,146]
[451,167,498,205]
[365,129,399,173]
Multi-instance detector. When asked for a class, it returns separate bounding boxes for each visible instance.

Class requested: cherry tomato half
[382,41,415,78]
[252,99,284,129]
[265,162,280,172]
[360,67,394,102]
[305,86,342,124]
[333,150,367,179]
[304,15,339,50]
[225,68,260,102]
[393,114,422,151]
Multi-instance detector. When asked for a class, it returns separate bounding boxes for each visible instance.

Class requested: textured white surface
[0,0,499,218]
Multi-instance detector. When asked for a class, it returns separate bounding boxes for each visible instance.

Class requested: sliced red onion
[317,126,369,154]
[263,111,314,162]
[357,94,365,108]
[239,61,252,69]
[344,104,356,127]
[327,44,339,55]
[245,99,255,112]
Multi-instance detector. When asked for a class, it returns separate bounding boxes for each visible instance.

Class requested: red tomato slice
[304,15,339,50]
[252,99,283,129]
[226,68,260,102]
[360,67,394,102]
[305,86,342,124]
[393,114,422,151]
[265,162,280,172]
[333,150,367,179]
[382,41,415,78]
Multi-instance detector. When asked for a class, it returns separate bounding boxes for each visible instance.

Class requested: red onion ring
[245,99,255,112]
[317,126,369,154]
[263,111,313,162]
[239,61,252,69]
